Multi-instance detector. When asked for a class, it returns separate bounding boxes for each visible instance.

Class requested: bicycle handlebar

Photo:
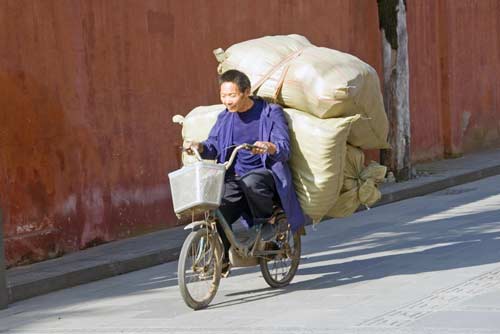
[223,144,259,170]
[185,143,261,171]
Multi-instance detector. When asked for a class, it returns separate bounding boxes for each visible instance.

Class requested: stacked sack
[328,145,387,218]
[174,34,388,223]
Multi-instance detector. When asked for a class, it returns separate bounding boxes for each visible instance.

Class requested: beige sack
[214,34,312,93]
[284,109,358,222]
[345,69,389,149]
[172,105,224,165]
[328,145,387,218]
[215,35,389,149]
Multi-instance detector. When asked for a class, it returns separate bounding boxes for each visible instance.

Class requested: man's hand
[183,140,203,155]
[252,141,277,155]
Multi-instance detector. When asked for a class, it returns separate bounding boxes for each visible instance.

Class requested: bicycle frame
[182,144,287,260]
[214,210,262,256]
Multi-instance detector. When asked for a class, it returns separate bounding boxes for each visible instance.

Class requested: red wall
[444,0,500,154]
[406,1,443,161]
[0,0,382,266]
[3,0,499,267]
[407,0,500,161]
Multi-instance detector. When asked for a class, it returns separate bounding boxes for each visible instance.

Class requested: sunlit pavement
[2,176,500,333]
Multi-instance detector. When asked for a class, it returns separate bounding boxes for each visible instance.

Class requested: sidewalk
[5,148,500,304]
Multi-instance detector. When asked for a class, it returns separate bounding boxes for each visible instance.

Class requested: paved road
[2,176,500,334]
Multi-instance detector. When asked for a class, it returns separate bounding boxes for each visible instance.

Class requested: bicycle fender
[184,220,210,230]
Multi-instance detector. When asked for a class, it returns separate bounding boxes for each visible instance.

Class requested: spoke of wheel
[186,236,213,297]
[188,243,196,284]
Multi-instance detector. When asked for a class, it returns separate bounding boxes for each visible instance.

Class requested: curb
[377,165,500,207]
[8,246,182,304]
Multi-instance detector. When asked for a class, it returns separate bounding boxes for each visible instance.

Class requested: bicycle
[169,144,301,310]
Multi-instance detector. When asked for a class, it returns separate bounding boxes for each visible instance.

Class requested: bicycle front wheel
[178,228,222,310]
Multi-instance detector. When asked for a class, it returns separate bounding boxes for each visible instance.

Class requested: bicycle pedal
[276,232,287,242]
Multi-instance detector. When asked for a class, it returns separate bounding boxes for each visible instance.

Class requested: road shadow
[206,182,500,308]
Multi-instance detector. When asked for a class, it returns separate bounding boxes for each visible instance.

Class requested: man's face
[220,82,250,112]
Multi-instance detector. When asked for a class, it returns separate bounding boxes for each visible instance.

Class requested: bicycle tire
[178,228,222,310]
[259,224,301,288]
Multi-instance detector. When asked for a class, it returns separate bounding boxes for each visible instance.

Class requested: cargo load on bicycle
[174,34,388,223]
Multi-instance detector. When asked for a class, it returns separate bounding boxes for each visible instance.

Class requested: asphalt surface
[1,174,500,333]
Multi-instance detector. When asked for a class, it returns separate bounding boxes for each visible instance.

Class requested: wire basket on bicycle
[169,162,226,214]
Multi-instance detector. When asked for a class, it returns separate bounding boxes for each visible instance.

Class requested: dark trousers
[217,168,277,258]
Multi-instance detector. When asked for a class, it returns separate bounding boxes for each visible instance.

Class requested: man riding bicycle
[184,70,305,274]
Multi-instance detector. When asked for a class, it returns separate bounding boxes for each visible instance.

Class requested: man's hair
[218,69,251,93]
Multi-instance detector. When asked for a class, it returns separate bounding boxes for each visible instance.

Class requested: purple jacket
[201,97,305,233]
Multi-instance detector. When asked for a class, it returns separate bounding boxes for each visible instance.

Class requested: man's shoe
[269,207,288,235]
[267,206,284,225]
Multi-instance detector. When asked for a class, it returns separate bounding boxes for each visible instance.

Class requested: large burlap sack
[215,34,389,149]
[328,145,387,218]
[283,109,359,222]
[214,34,312,92]
[344,70,389,149]
[172,105,224,165]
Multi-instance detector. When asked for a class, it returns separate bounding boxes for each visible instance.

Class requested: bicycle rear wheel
[259,221,301,288]
[178,228,222,310]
